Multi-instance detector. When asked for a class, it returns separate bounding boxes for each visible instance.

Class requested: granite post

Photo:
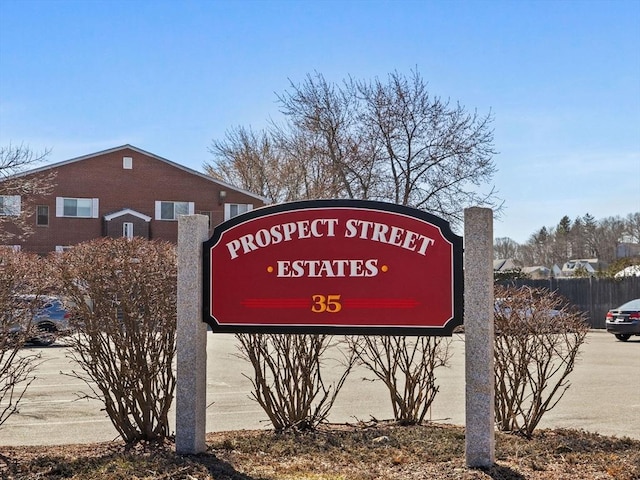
[176,214,209,454]
[464,207,495,467]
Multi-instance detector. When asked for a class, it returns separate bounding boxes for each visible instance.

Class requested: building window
[56,197,99,218]
[36,205,49,226]
[0,195,21,216]
[123,156,133,169]
[123,222,134,239]
[65,199,90,217]
[224,203,253,221]
[155,201,195,220]
[197,210,212,228]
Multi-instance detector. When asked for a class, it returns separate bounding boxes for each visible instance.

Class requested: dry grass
[1,422,638,479]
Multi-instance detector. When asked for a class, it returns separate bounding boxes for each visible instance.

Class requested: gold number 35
[311,294,342,313]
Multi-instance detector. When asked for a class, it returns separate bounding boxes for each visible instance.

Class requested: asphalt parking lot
[1,330,638,446]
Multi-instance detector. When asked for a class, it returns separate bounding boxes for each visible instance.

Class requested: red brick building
[1,145,266,254]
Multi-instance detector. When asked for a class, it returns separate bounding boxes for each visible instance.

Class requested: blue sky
[1,0,638,243]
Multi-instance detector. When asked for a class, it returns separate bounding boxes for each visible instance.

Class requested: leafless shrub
[0,249,51,428]
[494,285,589,438]
[236,333,355,431]
[348,335,452,425]
[55,238,177,442]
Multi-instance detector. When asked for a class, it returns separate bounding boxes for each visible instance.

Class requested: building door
[123,222,134,239]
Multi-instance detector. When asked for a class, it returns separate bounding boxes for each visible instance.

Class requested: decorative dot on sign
[381,265,389,273]
[267,266,274,273]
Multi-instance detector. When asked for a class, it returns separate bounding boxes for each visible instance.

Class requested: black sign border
[202,199,463,336]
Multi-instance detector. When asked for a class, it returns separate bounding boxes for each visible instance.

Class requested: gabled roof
[6,144,268,203]
[522,266,549,274]
[104,208,152,222]
[561,260,596,273]
[493,258,517,271]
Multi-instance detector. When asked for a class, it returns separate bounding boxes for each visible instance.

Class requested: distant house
[493,258,518,272]
[560,258,606,277]
[522,266,551,280]
[0,145,266,254]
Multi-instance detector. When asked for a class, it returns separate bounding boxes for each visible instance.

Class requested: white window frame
[0,195,21,216]
[56,197,99,218]
[123,156,133,169]
[224,203,253,221]
[155,201,195,221]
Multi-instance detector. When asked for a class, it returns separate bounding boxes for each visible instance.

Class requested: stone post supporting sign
[176,214,209,454]
[464,207,495,467]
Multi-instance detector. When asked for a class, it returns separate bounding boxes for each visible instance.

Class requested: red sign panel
[203,200,463,335]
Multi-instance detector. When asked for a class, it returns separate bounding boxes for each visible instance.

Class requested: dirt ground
[1,422,639,480]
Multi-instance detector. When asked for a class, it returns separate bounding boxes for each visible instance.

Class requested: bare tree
[207,127,295,203]
[593,216,627,264]
[519,227,556,267]
[0,144,55,243]
[275,73,385,201]
[494,286,589,437]
[494,237,520,261]
[208,76,384,204]
[55,238,177,443]
[206,70,500,223]
[625,212,640,243]
[356,71,499,224]
[206,70,499,430]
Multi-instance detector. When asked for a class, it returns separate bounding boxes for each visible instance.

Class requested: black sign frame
[202,199,463,336]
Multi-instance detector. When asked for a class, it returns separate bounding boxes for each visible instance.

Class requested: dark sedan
[9,295,73,346]
[606,298,640,342]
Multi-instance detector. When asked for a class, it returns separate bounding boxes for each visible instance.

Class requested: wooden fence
[497,276,640,329]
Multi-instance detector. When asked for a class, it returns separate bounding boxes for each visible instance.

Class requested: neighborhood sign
[203,199,463,335]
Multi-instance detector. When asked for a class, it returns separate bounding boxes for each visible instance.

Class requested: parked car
[9,295,73,346]
[605,298,640,342]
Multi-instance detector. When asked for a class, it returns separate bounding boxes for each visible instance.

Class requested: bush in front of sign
[347,335,452,425]
[236,333,355,431]
[493,285,589,438]
[55,238,177,443]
